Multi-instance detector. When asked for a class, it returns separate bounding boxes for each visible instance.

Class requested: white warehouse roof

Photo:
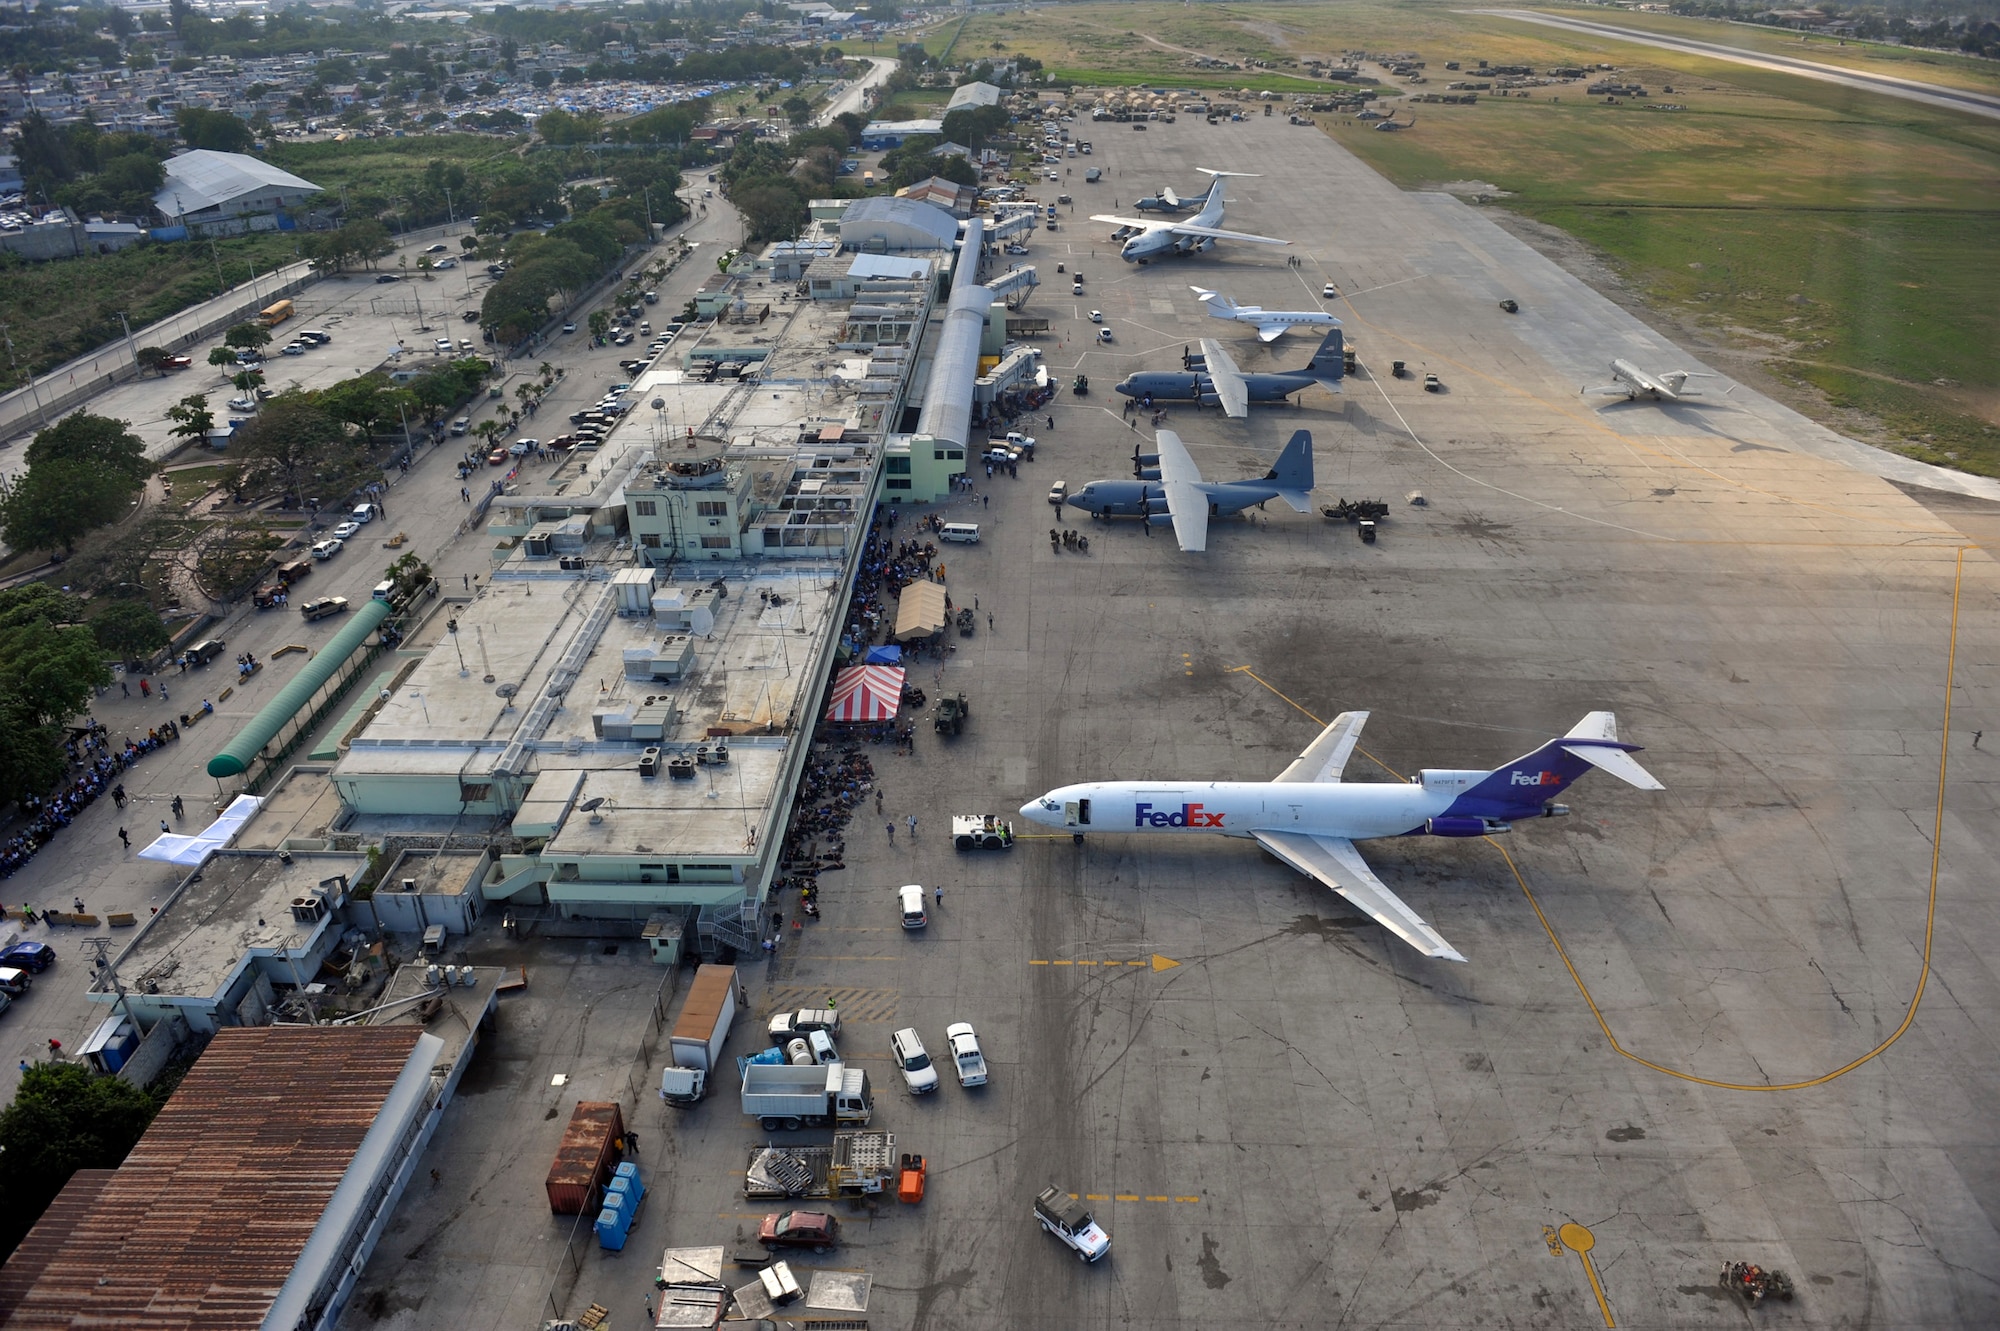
[155,149,323,217]
[946,82,1003,112]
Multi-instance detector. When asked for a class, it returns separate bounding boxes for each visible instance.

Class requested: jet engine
[1425,816,1512,837]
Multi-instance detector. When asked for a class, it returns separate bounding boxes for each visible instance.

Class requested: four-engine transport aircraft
[1192,285,1343,342]
[1064,428,1314,552]
[1020,711,1664,962]
[1116,330,1346,417]
[1585,359,1721,402]
[1091,177,1289,263]
[1132,168,1256,213]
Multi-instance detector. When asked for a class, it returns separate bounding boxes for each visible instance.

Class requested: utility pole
[0,325,49,428]
[82,936,144,1035]
[116,312,138,369]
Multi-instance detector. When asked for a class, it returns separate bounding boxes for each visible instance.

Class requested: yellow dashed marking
[1029,954,1182,969]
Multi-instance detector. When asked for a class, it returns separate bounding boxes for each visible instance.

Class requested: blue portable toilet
[595,1206,631,1250]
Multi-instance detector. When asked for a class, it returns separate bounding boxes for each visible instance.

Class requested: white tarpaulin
[138,795,264,867]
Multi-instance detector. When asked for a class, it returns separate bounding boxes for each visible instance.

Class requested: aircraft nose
[1018,800,1044,823]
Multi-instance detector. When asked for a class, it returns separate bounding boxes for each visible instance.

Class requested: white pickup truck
[1035,1186,1110,1262]
[946,1022,987,1087]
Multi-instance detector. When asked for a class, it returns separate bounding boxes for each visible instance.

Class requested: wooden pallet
[576,1304,609,1330]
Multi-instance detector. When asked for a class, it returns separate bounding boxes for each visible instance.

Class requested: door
[1064,799,1091,827]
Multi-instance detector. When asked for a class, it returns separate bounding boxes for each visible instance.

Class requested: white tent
[138,795,264,868]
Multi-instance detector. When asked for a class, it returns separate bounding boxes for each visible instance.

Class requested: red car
[163,354,192,370]
[487,447,509,465]
[758,1210,839,1253]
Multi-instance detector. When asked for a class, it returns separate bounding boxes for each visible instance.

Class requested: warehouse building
[838,195,960,253]
[154,148,324,232]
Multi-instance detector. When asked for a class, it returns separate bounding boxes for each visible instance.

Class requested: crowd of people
[841,508,947,651]
[769,746,878,933]
[1,720,180,880]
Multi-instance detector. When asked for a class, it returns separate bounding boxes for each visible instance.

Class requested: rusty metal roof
[0,1025,425,1331]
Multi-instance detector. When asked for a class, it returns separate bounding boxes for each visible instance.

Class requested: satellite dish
[578,796,606,812]
[495,683,518,698]
[652,398,665,410]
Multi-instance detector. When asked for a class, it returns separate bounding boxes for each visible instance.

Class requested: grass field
[960,1,2000,475]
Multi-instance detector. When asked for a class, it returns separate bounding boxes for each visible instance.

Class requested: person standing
[118,828,129,849]
[906,814,918,839]
[885,822,895,843]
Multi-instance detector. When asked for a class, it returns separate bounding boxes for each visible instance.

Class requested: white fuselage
[1610,358,1687,400]
[1020,775,1488,844]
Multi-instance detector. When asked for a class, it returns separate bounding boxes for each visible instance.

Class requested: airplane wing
[1274,710,1370,783]
[1160,222,1290,246]
[1255,322,1290,342]
[1197,338,1249,418]
[1090,213,1159,229]
[1253,830,1468,962]
[1152,430,1210,551]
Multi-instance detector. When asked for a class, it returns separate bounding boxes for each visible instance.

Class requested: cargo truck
[660,962,739,1105]
[741,1061,872,1130]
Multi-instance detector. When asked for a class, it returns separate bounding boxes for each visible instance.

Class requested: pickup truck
[946,1022,987,1086]
[1035,1186,1110,1262]
[768,1008,842,1043]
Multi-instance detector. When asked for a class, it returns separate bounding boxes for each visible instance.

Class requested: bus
[257,299,294,328]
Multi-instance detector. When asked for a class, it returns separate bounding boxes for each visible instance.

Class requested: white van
[899,883,928,929]
[939,523,981,544]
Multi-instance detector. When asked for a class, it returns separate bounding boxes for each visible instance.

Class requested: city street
[0,186,743,1099]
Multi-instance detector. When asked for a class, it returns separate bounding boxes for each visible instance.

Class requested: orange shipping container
[546,1100,625,1214]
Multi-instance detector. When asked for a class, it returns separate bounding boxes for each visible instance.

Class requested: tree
[134,346,172,376]
[229,391,351,504]
[0,1062,161,1261]
[25,413,152,488]
[92,599,170,658]
[0,460,140,553]
[207,346,237,375]
[223,322,271,351]
[783,95,813,127]
[165,394,215,443]
[0,585,111,732]
[175,106,253,153]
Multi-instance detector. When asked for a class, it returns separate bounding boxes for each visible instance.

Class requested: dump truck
[741,1061,872,1130]
[744,1130,897,1199]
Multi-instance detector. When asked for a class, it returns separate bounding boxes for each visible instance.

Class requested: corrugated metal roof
[154,149,323,216]
[0,1026,424,1331]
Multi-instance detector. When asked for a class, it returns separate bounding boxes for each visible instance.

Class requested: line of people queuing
[1,720,181,881]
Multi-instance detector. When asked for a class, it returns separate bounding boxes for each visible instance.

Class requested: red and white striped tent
[823,664,905,723]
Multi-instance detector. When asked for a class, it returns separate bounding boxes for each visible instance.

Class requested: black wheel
[761,1117,784,1131]
[956,835,974,850]
[783,1117,803,1131]
[1072,833,1085,845]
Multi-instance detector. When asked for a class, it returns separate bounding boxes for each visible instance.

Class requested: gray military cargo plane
[1115,330,1345,417]
[1064,428,1314,552]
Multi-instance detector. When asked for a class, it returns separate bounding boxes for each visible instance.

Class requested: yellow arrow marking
[1151,954,1180,971]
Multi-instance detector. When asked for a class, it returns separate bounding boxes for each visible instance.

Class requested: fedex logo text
[1510,770,1562,787]
[1134,802,1225,829]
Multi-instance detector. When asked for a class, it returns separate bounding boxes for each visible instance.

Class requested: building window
[763,528,783,546]
[640,533,661,548]
[887,456,910,474]
[935,448,964,462]
[700,535,732,549]
[696,501,728,517]
[634,499,657,516]
[886,478,911,490]
[459,782,492,803]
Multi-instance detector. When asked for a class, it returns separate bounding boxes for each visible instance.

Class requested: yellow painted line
[1501,550,1963,1093]
[1065,1192,1199,1204]
[1028,955,1182,969]
[805,956,904,962]
[1075,959,1099,966]
[1145,1195,1169,1202]
[1227,666,1406,780]
[1030,959,1050,965]
[1084,1194,1109,1201]
[1151,954,1179,971]
[1052,959,1073,966]
[1558,1223,1615,1327]
[1174,1195,1201,1203]
[1115,1194,1140,1201]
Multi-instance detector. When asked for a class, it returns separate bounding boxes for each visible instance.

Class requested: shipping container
[546,1100,625,1214]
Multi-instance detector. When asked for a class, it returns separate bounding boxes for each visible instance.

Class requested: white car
[1006,244,1029,255]
[1088,310,1102,323]
[331,521,362,540]
[227,396,256,411]
[945,1022,987,1087]
[508,438,538,456]
[1322,283,1338,299]
[890,1027,940,1094]
[450,417,470,436]
[434,257,458,269]
[310,538,343,559]
[1097,328,1114,344]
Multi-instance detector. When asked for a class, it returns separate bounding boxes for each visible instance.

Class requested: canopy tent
[138,795,264,868]
[892,581,948,641]
[863,644,902,665]
[824,665,905,723]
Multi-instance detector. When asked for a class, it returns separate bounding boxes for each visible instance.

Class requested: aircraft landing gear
[1072,833,1086,845]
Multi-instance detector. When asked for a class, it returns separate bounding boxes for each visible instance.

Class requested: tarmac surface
[342,115,2000,1329]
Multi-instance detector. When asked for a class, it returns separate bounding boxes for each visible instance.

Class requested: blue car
[0,941,54,973]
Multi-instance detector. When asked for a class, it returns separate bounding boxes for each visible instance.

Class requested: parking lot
[329,116,2000,1331]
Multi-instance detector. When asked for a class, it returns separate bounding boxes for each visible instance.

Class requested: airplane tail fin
[1193,286,1236,315]
[1302,328,1345,385]
[1443,712,1662,819]
[1260,430,1314,507]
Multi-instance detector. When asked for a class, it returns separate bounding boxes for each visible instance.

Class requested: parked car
[462,310,480,323]
[299,596,349,622]
[0,967,31,996]
[331,521,362,540]
[1088,310,1103,323]
[281,342,307,356]
[375,273,400,283]
[890,1027,940,1094]
[759,1210,840,1253]
[1322,284,1338,299]
[351,504,377,524]
[424,242,448,254]
[0,941,54,972]
[163,354,192,370]
[310,538,344,559]
[228,396,257,411]
[945,1022,987,1086]
[434,257,458,270]
[487,447,509,465]
[509,438,538,456]
[1097,328,1114,344]
[561,322,576,333]
[450,417,470,436]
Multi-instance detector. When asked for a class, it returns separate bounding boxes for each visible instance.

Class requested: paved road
[1482,9,2000,119]
[0,188,745,1104]
[818,55,897,127]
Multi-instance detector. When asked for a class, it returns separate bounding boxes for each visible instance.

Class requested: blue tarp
[864,645,902,664]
